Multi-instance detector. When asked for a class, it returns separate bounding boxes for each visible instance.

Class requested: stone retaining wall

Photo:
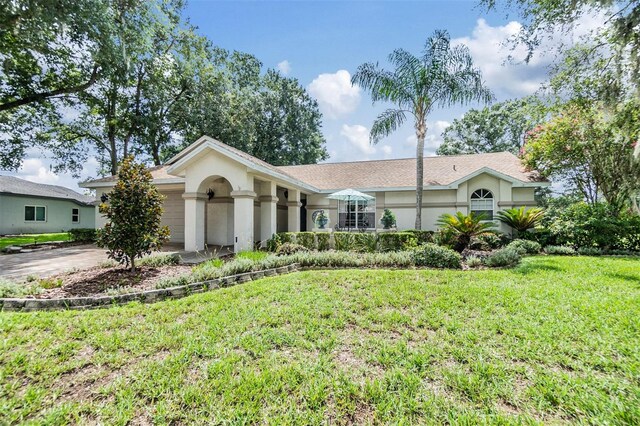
[0,263,300,313]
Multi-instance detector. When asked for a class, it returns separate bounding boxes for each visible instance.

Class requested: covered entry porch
[165,136,315,253]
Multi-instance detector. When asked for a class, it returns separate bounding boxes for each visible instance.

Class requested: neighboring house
[82,136,549,252]
[0,176,96,235]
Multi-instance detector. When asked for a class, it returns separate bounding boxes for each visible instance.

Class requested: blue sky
[4,0,602,191]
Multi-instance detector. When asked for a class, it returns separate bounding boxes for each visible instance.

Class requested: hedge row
[267,230,434,253]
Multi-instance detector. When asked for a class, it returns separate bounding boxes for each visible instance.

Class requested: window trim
[72,208,80,223]
[470,189,494,220]
[24,205,47,222]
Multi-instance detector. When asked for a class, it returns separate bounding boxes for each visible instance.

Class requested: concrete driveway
[0,244,110,281]
[0,243,229,281]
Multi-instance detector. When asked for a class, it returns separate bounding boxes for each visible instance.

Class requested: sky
[2,0,602,192]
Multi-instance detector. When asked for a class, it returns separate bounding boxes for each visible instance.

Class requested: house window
[25,206,46,222]
[72,208,80,223]
[338,199,376,229]
[470,189,494,220]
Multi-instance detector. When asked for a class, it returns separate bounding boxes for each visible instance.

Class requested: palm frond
[496,207,544,233]
[370,109,408,143]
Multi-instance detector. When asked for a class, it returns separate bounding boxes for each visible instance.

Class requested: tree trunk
[415,123,426,230]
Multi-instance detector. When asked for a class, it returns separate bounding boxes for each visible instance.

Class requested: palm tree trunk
[415,123,426,230]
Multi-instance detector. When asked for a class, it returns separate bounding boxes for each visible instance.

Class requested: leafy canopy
[97,156,170,271]
[522,100,640,211]
[437,98,545,155]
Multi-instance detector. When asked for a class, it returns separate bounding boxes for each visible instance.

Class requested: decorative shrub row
[67,228,97,243]
[268,231,432,253]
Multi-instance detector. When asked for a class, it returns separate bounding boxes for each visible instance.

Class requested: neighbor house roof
[0,176,95,205]
[278,152,546,191]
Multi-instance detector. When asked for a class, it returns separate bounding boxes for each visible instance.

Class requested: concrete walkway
[0,244,233,281]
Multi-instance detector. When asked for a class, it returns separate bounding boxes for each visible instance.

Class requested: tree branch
[0,65,101,112]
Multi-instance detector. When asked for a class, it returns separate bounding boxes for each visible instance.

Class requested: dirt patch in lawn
[34,265,192,299]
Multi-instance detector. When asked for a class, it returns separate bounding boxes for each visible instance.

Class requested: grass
[1,256,639,424]
[0,233,71,250]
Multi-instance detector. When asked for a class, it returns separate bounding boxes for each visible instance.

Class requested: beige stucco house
[82,136,548,252]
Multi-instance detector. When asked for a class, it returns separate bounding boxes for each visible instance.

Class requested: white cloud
[340,124,375,156]
[19,158,60,185]
[308,70,361,119]
[1,154,100,192]
[277,60,291,75]
[452,16,605,99]
[380,145,393,158]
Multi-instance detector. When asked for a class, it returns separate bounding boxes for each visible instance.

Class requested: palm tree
[496,206,544,237]
[437,211,496,252]
[352,30,493,229]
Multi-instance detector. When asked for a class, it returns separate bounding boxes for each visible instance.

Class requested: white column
[287,189,301,232]
[231,190,256,252]
[260,181,278,245]
[183,192,206,252]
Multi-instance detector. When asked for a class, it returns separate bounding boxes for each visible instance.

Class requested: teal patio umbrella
[327,188,375,231]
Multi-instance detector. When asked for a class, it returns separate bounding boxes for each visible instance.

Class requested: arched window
[470,189,494,220]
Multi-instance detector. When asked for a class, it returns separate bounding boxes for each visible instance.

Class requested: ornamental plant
[380,208,396,229]
[437,211,495,252]
[496,206,544,237]
[97,156,170,272]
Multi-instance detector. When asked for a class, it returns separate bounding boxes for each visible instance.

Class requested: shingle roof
[82,145,546,192]
[278,152,545,190]
[0,176,95,205]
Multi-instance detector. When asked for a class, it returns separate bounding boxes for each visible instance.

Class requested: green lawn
[0,233,71,250]
[1,256,639,425]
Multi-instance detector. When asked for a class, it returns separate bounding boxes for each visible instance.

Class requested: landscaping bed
[31,264,192,299]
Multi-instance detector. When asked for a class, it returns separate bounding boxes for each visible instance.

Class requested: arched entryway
[198,176,234,247]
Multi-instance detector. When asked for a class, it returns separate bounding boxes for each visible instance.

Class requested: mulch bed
[35,265,192,299]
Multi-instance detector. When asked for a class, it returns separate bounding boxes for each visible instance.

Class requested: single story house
[82,136,549,252]
[0,176,96,235]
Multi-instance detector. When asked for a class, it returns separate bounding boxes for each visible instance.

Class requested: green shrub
[351,233,377,253]
[540,200,640,251]
[266,233,282,252]
[286,251,414,269]
[411,243,462,269]
[545,245,576,255]
[380,208,396,229]
[432,228,458,249]
[156,274,190,289]
[603,249,640,256]
[483,247,522,267]
[68,228,96,242]
[577,247,602,256]
[38,278,63,289]
[0,279,43,298]
[466,256,484,268]
[316,233,330,251]
[137,253,181,267]
[377,232,418,252]
[295,232,317,250]
[405,230,434,244]
[507,239,541,255]
[236,250,268,262]
[477,232,505,249]
[281,232,296,244]
[333,232,355,251]
[276,243,309,256]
